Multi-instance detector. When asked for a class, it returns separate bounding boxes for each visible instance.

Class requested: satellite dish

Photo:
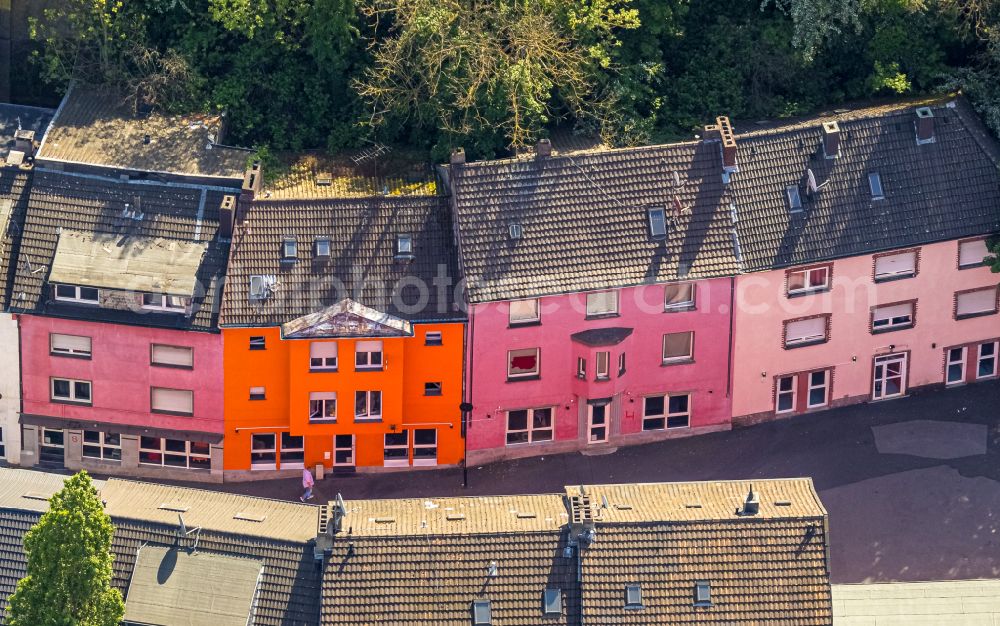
[806,168,818,193]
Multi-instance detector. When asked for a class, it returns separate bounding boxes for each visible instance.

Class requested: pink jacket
[302,469,314,488]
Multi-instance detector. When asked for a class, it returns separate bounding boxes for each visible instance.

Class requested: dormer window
[54,284,99,304]
[869,172,884,200]
[142,293,189,312]
[396,234,414,259]
[647,206,667,240]
[786,185,802,212]
[315,237,331,257]
[282,237,297,260]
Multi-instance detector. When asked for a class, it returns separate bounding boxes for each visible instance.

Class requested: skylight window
[396,234,414,259]
[509,224,522,241]
[543,588,562,617]
[282,237,297,260]
[315,237,331,257]
[249,275,276,302]
[694,581,712,607]
[786,185,802,212]
[472,600,492,625]
[647,206,667,240]
[625,584,643,609]
[869,172,884,200]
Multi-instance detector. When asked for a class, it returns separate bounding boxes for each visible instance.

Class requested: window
[249,386,266,401]
[807,370,829,408]
[0,427,4,458]
[872,302,914,332]
[413,428,437,466]
[508,348,540,379]
[310,342,338,370]
[787,266,830,294]
[141,293,189,312]
[54,284,99,304]
[506,407,554,445]
[51,377,92,404]
[647,206,667,240]
[250,433,277,469]
[425,331,443,346]
[959,239,989,269]
[694,581,712,607]
[249,275,275,302]
[784,317,827,347]
[355,340,383,370]
[874,251,916,280]
[395,234,414,259]
[576,357,586,379]
[473,599,492,626]
[150,344,193,368]
[282,237,297,260]
[140,437,210,470]
[868,172,884,199]
[979,342,998,379]
[315,237,331,257]
[424,382,442,396]
[309,392,337,422]
[384,432,409,467]
[618,352,626,376]
[50,333,91,358]
[786,185,802,211]
[946,347,966,385]
[543,588,563,617]
[150,388,193,415]
[82,431,121,462]
[775,376,796,413]
[509,299,540,325]
[625,585,643,609]
[586,291,618,317]
[662,331,693,363]
[664,283,695,310]
[355,390,382,420]
[956,288,998,318]
[249,336,266,350]
[595,352,610,380]
[509,223,523,240]
[280,433,305,468]
[642,394,690,430]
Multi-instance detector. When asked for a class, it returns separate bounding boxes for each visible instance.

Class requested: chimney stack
[717,117,738,173]
[219,195,237,239]
[450,148,466,166]
[535,138,552,158]
[915,107,935,144]
[241,161,262,202]
[13,130,35,158]
[741,484,760,516]
[822,121,840,158]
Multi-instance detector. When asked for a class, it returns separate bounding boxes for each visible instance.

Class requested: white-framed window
[140,436,211,470]
[309,392,337,422]
[314,237,331,257]
[506,407,554,445]
[978,342,998,379]
[250,433,277,469]
[507,348,540,379]
[54,284,99,304]
[150,387,193,415]
[282,237,298,260]
[249,335,266,350]
[51,377,92,404]
[959,239,989,269]
[384,432,409,467]
[280,433,305,468]
[355,390,382,420]
[0,427,5,457]
[249,275,276,302]
[424,382,442,396]
[956,288,998,318]
[787,267,830,294]
[413,428,438,466]
[508,299,540,325]
[662,331,693,362]
[249,386,266,400]
[874,251,916,280]
[595,351,610,380]
[664,283,695,310]
[425,331,443,346]
[586,291,618,317]
[576,357,586,379]
[618,352,626,376]
[872,303,914,331]
[642,394,690,430]
[50,333,91,358]
[141,293,189,312]
[806,370,829,408]
[784,317,827,347]
[150,344,193,368]
[355,340,383,370]
[786,185,802,211]
[775,375,796,413]
[310,342,338,370]
[82,431,121,462]
[647,206,667,240]
[946,347,966,385]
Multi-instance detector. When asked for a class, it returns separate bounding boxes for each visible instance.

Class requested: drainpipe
[726,276,735,398]
[460,305,476,488]
[15,314,24,462]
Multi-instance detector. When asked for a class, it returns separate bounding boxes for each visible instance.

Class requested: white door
[333,434,355,467]
[588,404,609,443]
[873,353,908,400]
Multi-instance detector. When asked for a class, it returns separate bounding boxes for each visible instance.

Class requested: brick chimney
[13,130,35,158]
[535,138,552,158]
[241,161,262,202]
[915,107,935,144]
[822,121,840,158]
[219,194,237,239]
[450,148,466,166]
[717,117,737,173]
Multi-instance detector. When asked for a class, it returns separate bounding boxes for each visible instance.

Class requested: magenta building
[446,134,742,463]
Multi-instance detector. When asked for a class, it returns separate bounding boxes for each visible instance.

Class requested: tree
[986,234,1000,272]
[7,471,124,626]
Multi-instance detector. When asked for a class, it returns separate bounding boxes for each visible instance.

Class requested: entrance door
[873,353,907,400]
[333,434,355,467]
[38,428,65,468]
[588,403,609,443]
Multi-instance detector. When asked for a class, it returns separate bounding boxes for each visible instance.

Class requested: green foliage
[986,233,1000,273]
[7,472,124,626]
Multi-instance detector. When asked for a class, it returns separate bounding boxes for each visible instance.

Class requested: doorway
[38,428,65,468]
[333,434,355,467]
[588,403,609,443]
[873,353,908,400]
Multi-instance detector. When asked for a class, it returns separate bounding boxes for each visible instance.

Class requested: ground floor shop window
[643,394,691,430]
[82,431,121,462]
[251,433,277,469]
[412,429,437,466]
[506,408,554,445]
[281,433,305,468]
[384,432,409,467]
[140,437,210,470]
[773,368,832,413]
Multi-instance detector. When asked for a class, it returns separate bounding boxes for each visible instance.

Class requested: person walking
[300,468,315,501]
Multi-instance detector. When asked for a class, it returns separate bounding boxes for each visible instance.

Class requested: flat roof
[833,579,1000,624]
[0,468,105,513]
[0,103,54,160]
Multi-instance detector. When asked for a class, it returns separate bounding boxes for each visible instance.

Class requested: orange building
[218,165,465,477]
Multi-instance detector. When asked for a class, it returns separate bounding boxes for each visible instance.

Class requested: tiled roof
[0,167,32,310]
[0,510,37,623]
[9,169,231,332]
[448,142,741,304]
[730,96,1000,271]
[264,152,437,200]
[220,195,463,327]
[35,84,249,180]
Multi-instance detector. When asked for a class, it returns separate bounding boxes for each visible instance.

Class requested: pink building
[729,99,1000,423]
[446,136,742,463]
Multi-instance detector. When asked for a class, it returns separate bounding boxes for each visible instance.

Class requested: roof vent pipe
[822,121,840,158]
[915,107,935,145]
